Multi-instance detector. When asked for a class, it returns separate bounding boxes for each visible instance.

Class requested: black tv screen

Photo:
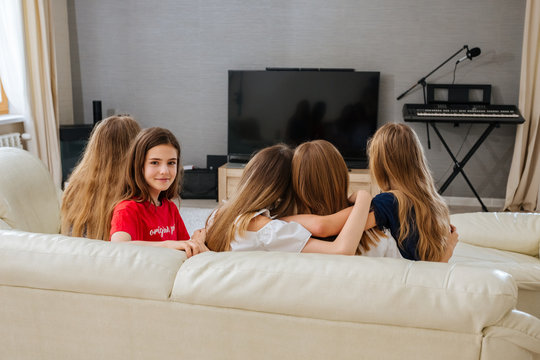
[228,69,380,168]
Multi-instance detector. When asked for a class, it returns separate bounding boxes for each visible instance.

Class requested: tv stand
[218,163,378,203]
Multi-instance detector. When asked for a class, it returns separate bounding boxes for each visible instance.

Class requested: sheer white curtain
[0,0,37,154]
[504,0,540,212]
[0,0,61,186]
[22,0,61,186]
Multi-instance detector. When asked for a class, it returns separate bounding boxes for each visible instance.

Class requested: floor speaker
[207,155,227,170]
[59,124,93,186]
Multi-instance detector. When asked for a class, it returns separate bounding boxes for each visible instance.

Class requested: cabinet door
[218,166,244,202]
[349,170,378,196]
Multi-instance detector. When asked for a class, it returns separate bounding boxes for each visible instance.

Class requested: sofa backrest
[0,229,519,334]
[173,251,518,333]
[451,212,540,257]
[0,229,187,300]
[0,147,61,233]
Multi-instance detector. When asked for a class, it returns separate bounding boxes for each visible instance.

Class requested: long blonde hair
[61,115,141,240]
[292,139,379,252]
[205,144,295,252]
[118,127,182,205]
[368,123,450,261]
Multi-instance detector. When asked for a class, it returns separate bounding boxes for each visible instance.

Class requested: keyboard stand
[429,122,498,212]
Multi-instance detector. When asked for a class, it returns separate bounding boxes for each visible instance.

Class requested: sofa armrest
[0,218,11,230]
[451,212,540,257]
[0,148,62,234]
[482,310,540,357]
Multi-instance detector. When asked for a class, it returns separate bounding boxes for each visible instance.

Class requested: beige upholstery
[0,147,61,233]
[1,229,539,359]
[452,212,540,256]
[173,251,515,333]
[1,144,540,359]
[451,212,540,318]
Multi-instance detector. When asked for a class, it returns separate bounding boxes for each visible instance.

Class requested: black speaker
[59,124,94,186]
[181,169,218,200]
[207,155,227,171]
[92,100,102,124]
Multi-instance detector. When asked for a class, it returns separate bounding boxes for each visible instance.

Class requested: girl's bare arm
[301,191,372,255]
[281,207,352,238]
[110,231,208,258]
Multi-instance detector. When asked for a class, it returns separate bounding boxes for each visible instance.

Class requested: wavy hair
[118,127,182,205]
[61,115,141,240]
[205,144,295,252]
[368,123,450,261]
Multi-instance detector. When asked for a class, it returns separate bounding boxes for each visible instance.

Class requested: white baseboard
[443,196,505,209]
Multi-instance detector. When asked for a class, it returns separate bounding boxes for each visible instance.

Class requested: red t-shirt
[110,198,189,241]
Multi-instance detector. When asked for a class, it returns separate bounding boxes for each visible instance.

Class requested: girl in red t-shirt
[110,127,206,257]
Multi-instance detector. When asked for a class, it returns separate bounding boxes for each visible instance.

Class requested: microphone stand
[396,45,469,148]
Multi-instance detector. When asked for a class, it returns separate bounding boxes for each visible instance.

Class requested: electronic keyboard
[403,103,525,124]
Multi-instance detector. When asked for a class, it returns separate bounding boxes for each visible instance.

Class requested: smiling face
[143,144,178,204]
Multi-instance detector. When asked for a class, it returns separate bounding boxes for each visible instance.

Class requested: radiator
[0,132,29,149]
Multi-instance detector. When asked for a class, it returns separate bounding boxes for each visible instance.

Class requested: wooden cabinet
[218,164,245,203]
[218,163,378,203]
[347,169,379,197]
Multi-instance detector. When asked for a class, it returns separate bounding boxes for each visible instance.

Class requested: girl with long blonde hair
[61,115,141,240]
[290,140,401,257]
[205,143,372,255]
[365,123,457,261]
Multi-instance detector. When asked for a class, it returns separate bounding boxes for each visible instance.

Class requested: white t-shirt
[231,209,312,252]
[359,229,403,258]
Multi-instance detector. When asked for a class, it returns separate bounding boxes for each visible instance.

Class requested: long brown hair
[61,115,141,240]
[205,144,295,252]
[119,127,182,205]
[292,140,349,215]
[292,139,378,252]
[368,123,450,261]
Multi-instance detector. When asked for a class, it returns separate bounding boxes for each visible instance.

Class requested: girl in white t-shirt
[205,144,371,254]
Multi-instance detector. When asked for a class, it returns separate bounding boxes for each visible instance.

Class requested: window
[0,79,8,115]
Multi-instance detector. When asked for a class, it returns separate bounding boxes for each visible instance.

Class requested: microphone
[456,47,481,64]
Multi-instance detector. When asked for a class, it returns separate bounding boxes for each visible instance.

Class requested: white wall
[66,0,526,198]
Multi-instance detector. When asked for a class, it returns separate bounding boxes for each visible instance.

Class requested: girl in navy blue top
[361,123,458,262]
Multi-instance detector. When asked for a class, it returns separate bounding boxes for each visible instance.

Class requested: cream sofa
[1,147,540,359]
[450,212,540,318]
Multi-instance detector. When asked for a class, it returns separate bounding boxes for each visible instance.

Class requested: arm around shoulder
[301,190,372,255]
[281,206,353,238]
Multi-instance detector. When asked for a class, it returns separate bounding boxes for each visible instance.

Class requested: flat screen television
[228,69,380,168]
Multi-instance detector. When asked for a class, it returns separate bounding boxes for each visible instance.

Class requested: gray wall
[67,0,526,199]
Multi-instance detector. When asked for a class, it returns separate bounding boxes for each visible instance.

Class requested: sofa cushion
[0,230,187,300]
[451,242,540,291]
[172,251,517,333]
[451,212,540,257]
[0,148,61,233]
